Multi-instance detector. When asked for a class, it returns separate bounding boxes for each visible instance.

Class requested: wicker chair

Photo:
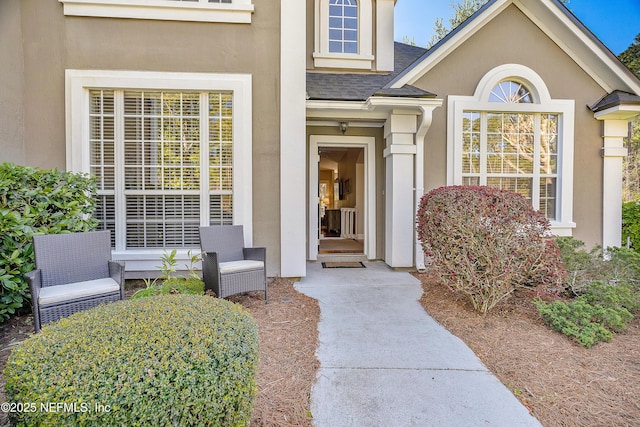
[25,230,125,332]
[199,226,268,303]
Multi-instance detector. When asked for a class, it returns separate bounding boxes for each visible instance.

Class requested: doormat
[322,262,366,269]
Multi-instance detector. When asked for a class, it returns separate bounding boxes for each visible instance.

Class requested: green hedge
[622,201,640,252]
[0,162,97,321]
[4,295,259,426]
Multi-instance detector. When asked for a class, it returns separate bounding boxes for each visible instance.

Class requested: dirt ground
[3,273,640,426]
[415,271,640,427]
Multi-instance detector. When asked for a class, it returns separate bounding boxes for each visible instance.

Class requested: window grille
[89,89,234,249]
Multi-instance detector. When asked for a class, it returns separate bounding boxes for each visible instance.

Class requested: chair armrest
[243,247,266,263]
[25,269,42,301]
[201,252,221,292]
[25,269,42,332]
[109,261,126,300]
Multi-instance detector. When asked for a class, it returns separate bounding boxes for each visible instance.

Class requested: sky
[394,0,640,55]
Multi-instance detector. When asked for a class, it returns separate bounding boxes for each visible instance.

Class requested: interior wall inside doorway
[319,147,364,238]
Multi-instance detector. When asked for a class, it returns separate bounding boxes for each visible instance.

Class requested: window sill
[549,221,576,237]
[313,52,374,70]
[59,0,254,24]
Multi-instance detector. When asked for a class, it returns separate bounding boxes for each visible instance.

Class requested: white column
[601,119,629,250]
[280,0,306,277]
[384,113,417,267]
[376,0,395,72]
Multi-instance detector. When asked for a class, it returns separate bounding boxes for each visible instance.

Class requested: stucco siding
[0,0,26,165]
[11,0,282,275]
[415,4,607,247]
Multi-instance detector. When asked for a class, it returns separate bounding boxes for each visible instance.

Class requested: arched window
[489,80,533,103]
[448,65,575,234]
[328,0,358,54]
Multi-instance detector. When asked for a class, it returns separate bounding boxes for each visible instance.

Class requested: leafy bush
[622,201,640,252]
[0,162,97,321]
[4,294,259,426]
[556,237,640,294]
[417,186,566,314]
[535,281,638,348]
[581,280,640,313]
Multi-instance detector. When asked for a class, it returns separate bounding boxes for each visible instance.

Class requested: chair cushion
[219,260,264,274]
[38,278,120,306]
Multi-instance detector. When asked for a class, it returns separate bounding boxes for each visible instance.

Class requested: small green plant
[4,295,259,426]
[133,249,204,299]
[0,162,97,321]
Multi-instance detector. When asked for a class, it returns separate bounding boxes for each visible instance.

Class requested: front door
[308,135,376,261]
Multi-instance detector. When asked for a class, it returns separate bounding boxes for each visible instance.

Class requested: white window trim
[447,64,575,235]
[65,69,253,264]
[313,0,373,70]
[59,0,254,24]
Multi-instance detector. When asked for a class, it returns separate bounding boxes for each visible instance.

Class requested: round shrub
[417,186,566,314]
[4,294,259,426]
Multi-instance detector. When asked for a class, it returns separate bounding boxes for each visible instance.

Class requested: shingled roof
[306,42,436,101]
[590,90,640,113]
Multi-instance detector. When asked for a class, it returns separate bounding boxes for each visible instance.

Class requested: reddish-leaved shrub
[417,186,566,314]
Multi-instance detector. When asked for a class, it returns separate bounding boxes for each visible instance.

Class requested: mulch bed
[229,278,319,426]
[0,278,319,427]
[415,271,640,427]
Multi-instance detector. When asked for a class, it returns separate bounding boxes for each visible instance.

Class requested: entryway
[308,135,376,261]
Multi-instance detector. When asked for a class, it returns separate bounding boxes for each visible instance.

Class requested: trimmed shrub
[4,294,259,426]
[535,281,638,348]
[0,162,97,322]
[556,237,640,295]
[417,186,566,314]
[534,299,616,348]
[622,201,640,252]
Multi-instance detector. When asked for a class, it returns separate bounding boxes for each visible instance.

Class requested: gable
[390,0,640,96]
[412,4,605,103]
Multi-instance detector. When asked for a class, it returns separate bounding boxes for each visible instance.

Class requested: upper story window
[328,0,358,54]
[313,0,373,70]
[59,0,254,24]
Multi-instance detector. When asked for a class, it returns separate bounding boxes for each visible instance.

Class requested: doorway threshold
[317,253,368,263]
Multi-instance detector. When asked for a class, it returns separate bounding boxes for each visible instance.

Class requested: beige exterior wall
[307,125,386,259]
[415,5,606,247]
[0,0,26,165]
[7,0,282,274]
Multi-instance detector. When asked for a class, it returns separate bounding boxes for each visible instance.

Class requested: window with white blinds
[90,89,234,249]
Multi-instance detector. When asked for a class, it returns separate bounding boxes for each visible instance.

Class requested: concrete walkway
[295,261,542,427]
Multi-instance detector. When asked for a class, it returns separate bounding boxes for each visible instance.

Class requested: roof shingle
[306,42,436,101]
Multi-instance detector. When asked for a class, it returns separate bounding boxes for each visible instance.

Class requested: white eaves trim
[306,97,443,120]
[390,0,640,95]
[59,0,254,24]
